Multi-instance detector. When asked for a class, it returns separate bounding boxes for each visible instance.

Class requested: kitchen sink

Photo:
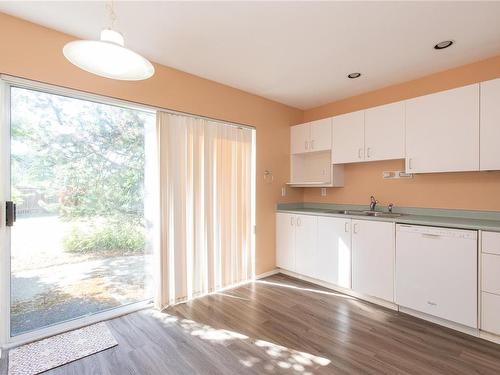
[325,209,402,218]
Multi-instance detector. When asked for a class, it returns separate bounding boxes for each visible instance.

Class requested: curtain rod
[0,74,256,131]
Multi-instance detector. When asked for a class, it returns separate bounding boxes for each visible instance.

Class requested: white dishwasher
[396,224,477,328]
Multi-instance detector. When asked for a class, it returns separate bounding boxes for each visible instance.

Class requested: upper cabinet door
[310,118,332,152]
[290,123,311,154]
[332,110,365,164]
[365,102,405,161]
[480,78,500,171]
[405,84,479,173]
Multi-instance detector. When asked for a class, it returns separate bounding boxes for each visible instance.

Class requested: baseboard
[479,330,500,345]
[254,269,280,280]
[276,268,399,311]
[399,306,479,337]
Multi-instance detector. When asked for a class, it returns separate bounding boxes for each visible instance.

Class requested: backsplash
[300,159,500,212]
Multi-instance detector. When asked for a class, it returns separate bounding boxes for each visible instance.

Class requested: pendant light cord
[105,0,117,30]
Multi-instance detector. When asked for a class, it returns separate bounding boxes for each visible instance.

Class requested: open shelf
[288,150,344,187]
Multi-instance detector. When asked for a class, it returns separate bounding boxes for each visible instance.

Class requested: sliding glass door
[7,85,155,337]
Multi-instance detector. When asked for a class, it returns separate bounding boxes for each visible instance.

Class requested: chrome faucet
[369,195,378,211]
[388,203,394,213]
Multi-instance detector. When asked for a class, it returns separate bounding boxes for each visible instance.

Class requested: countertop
[276,204,500,232]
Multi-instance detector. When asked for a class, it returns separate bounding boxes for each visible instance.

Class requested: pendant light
[63,1,154,80]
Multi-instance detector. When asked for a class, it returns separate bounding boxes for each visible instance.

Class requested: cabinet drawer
[482,292,500,335]
[482,253,500,295]
[482,231,500,255]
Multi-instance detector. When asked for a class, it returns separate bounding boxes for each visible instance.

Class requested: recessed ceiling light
[348,72,361,79]
[434,40,454,50]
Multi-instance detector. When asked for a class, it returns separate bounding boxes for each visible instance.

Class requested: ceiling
[1,1,500,110]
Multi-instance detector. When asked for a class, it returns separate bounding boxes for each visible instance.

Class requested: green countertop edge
[276,202,500,232]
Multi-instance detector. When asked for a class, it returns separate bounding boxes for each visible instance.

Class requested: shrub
[63,222,145,254]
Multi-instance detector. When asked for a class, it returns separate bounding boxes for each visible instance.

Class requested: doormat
[8,322,117,375]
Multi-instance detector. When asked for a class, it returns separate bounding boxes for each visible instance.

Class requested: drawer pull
[427,301,437,307]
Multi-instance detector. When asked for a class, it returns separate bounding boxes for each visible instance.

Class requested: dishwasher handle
[421,233,441,239]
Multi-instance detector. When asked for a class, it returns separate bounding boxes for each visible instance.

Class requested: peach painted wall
[301,55,500,211]
[0,13,303,274]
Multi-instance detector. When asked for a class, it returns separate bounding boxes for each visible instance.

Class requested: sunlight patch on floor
[149,309,332,373]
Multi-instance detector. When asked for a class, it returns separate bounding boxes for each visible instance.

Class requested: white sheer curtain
[156,112,254,309]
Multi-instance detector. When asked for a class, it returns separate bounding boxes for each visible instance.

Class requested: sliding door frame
[0,78,156,350]
[0,80,12,352]
[0,74,256,351]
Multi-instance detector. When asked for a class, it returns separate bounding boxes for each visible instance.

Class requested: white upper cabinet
[310,118,332,152]
[291,118,332,154]
[291,123,311,154]
[332,110,365,164]
[480,78,500,171]
[364,102,405,161]
[405,84,480,173]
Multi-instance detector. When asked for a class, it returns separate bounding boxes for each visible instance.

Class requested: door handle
[408,158,413,170]
[297,217,301,226]
[358,148,363,159]
[344,222,349,232]
[290,216,294,226]
[6,201,16,227]
[353,223,358,234]
[366,147,371,158]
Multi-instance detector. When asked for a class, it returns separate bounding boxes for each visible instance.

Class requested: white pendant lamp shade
[63,29,155,81]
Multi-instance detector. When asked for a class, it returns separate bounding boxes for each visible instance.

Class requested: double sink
[325,209,402,218]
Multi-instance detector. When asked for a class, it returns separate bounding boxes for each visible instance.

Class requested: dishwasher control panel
[396,224,477,240]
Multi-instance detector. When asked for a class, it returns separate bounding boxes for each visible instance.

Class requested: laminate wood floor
[2,273,500,374]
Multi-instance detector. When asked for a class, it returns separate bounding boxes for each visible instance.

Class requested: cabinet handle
[427,301,437,307]
[305,141,309,150]
[344,222,349,232]
[366,147,371,158]
[290,216,294,226]
[297,217,301,226]
[353,223,358,234]
[358,148,363,159]
[408,158,413,170]
[311,140,315,150]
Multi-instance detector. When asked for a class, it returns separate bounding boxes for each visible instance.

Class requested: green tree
[11,87,153,226]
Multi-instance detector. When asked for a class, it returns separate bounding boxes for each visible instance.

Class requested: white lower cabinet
[352,220,395,302]
[276,213,296,271]
[316,217,352,288]
[295,215,318,278]
[276,213,317,275]
[481,232,500,335]
[482,292,500,335]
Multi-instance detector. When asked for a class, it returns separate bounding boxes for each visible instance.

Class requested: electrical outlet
[281,186,286,197]
[321,188,327,197]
